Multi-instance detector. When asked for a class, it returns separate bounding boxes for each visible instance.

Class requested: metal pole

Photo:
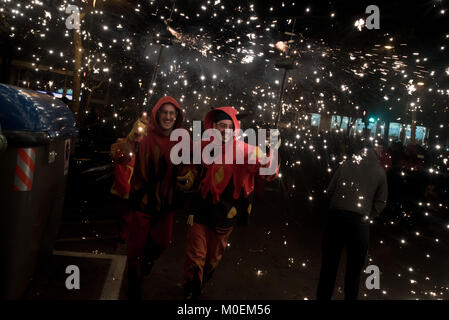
[274,69,288,128]
[274,17,296,128]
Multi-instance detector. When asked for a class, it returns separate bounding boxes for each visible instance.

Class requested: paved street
[24,177,449,300]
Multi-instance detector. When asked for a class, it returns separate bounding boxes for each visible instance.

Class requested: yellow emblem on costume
[227,206,237,219]
[215,166,225,184]
[247,204,252,215]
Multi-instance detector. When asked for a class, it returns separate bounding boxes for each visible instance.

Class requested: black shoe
[128,268,143,300]
[184,284,201,300]
[203,268,215,286]
[128,282,142,300]
[142,237,163,277]
[184,282,194,300]
[184,267,202,300]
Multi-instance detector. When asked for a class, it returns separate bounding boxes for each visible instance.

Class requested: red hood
[199,106,278,204]
[150,96,183,135]
[204,106,240,134]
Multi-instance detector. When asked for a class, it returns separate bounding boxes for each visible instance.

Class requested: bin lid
[0,84,77,139]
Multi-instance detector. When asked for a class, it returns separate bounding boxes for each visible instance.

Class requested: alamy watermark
[65,265,80,290]
[365,5,380,30]
[65,5,80,30]
[169,122,280,176]
[365,264,380,290]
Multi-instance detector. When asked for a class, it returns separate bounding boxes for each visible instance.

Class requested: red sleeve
[111,137,135,165]
[130,135,150,192]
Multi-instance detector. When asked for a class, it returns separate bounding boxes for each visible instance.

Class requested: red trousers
[114,197,133,240]
[127,211,174,279]
[183,223,233,285]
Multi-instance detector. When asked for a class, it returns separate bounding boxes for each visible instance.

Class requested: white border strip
[53,250,127,300]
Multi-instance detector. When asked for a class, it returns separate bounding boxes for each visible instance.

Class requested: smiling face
[213,119,234,143]
[157,103,177,135]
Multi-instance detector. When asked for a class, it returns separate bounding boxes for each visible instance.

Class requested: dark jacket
[327,148,388,219]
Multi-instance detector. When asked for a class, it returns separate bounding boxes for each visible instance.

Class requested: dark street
[23,157,449,300]
[1,0,448,305]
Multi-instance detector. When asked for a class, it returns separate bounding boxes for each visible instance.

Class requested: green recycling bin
[0,84,78,299]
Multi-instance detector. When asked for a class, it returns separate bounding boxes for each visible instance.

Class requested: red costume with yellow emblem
[112,96,191,299]
[110,137,137,241]
[183,106,279,299]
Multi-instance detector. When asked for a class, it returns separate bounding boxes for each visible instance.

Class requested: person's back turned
[317,141,388,300]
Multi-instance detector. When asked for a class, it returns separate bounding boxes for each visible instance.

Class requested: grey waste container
[0,84,78,299]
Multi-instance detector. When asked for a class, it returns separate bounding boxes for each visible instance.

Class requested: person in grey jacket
[316,140,388,300]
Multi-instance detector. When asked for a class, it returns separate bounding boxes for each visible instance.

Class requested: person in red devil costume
[182,106,279,300]
[110,115,149,242]
[112,96,194,300]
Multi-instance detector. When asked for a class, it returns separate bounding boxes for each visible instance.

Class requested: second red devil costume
[183,106,279,299]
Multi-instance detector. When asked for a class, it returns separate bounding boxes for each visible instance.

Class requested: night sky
[2,0,448,132]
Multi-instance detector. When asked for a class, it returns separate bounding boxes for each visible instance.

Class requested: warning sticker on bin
[14,148,36,192]
[64,139,70,176]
